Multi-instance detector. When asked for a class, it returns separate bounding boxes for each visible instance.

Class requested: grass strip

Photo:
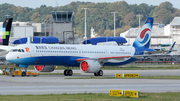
[39,73,80,75]
[65,76,180,79]
[0,92,180,101]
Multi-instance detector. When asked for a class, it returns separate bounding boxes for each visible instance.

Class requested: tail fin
[0,18,13,45]
[132,17,154,48]
[168,41,176,53]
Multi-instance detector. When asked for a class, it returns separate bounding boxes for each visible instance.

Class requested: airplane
[0,18,13,56]
[5,17,176,77]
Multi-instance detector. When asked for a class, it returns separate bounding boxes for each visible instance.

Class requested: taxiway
[0,70,180,95]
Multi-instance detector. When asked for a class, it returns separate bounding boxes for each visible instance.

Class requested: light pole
[128,20,130,45]
[44,21,46,37]
[136,15,143,28]
[111,12,118,37]
[82,8,89,41]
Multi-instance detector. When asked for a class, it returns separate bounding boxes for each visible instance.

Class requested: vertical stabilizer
[132,17,154,48]
[0,18,13,45]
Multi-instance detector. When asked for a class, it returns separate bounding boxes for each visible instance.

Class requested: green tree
[30,12,41,22]
[124,12,136,27]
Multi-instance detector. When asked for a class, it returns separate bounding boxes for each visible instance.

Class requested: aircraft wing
[144,41,176,55]
[144,50,176,55]
[0,49,7,52]
[76,56,131,63]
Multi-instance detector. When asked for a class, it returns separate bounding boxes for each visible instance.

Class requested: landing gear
[94,72,98,76]
[64,69,73,76]
[94,70,103,76]
[98,70,103,76]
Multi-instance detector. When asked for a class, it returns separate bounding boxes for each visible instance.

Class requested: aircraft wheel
[68,69,73,76]
[21,71,26,77]
[94,72,98,76]
[98,70,103,76]
[64,69,68,76]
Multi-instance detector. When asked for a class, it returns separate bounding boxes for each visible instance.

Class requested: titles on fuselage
[35,46,77,50]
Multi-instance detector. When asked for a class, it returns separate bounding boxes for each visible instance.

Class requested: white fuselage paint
[6,44,135,65]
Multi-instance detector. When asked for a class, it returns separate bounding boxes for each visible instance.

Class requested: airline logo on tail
[0,26,9,43]
[133,17,153,48]
[0,18,13,45]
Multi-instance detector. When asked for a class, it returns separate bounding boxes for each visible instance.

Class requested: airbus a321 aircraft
[6,17,175,76]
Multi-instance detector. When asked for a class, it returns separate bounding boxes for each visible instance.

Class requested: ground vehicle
[3,67,39,77]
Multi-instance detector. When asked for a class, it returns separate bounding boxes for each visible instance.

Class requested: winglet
[168,41,176,53]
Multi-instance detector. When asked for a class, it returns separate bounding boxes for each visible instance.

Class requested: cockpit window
[11,49,25,52]
[12,49,18,52]
[18,49,21,52]
[21,49,24,52]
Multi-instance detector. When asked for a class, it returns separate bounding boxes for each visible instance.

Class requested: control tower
[51,11,75,43]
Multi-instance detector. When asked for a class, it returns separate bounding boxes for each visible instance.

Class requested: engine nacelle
[80,60,101,73]
[34,65,55,72]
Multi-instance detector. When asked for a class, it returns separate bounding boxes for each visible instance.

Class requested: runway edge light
[124,90,140,98]
[109,89,123,97]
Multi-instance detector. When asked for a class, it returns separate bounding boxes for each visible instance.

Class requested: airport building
[0,21,51,45]
[51,11,75,44]
[0,11,75,45]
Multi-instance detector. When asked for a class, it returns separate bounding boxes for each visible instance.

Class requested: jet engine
[34,65,55,72]
[80,60,101,73]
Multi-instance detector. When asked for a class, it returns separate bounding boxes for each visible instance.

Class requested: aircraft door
[29,46,35,57]
[79,49,84,56]
[105,49,109,57]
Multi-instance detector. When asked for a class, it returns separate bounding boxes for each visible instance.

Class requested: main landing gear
[94,70,103,76]
[64,69,73,76]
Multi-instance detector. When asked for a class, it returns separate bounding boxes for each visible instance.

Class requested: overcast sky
[0,0,180,9]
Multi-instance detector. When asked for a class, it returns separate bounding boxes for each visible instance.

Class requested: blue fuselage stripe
[8,56,138,67]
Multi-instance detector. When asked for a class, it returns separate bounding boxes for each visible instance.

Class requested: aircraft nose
[6,53,12,61]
